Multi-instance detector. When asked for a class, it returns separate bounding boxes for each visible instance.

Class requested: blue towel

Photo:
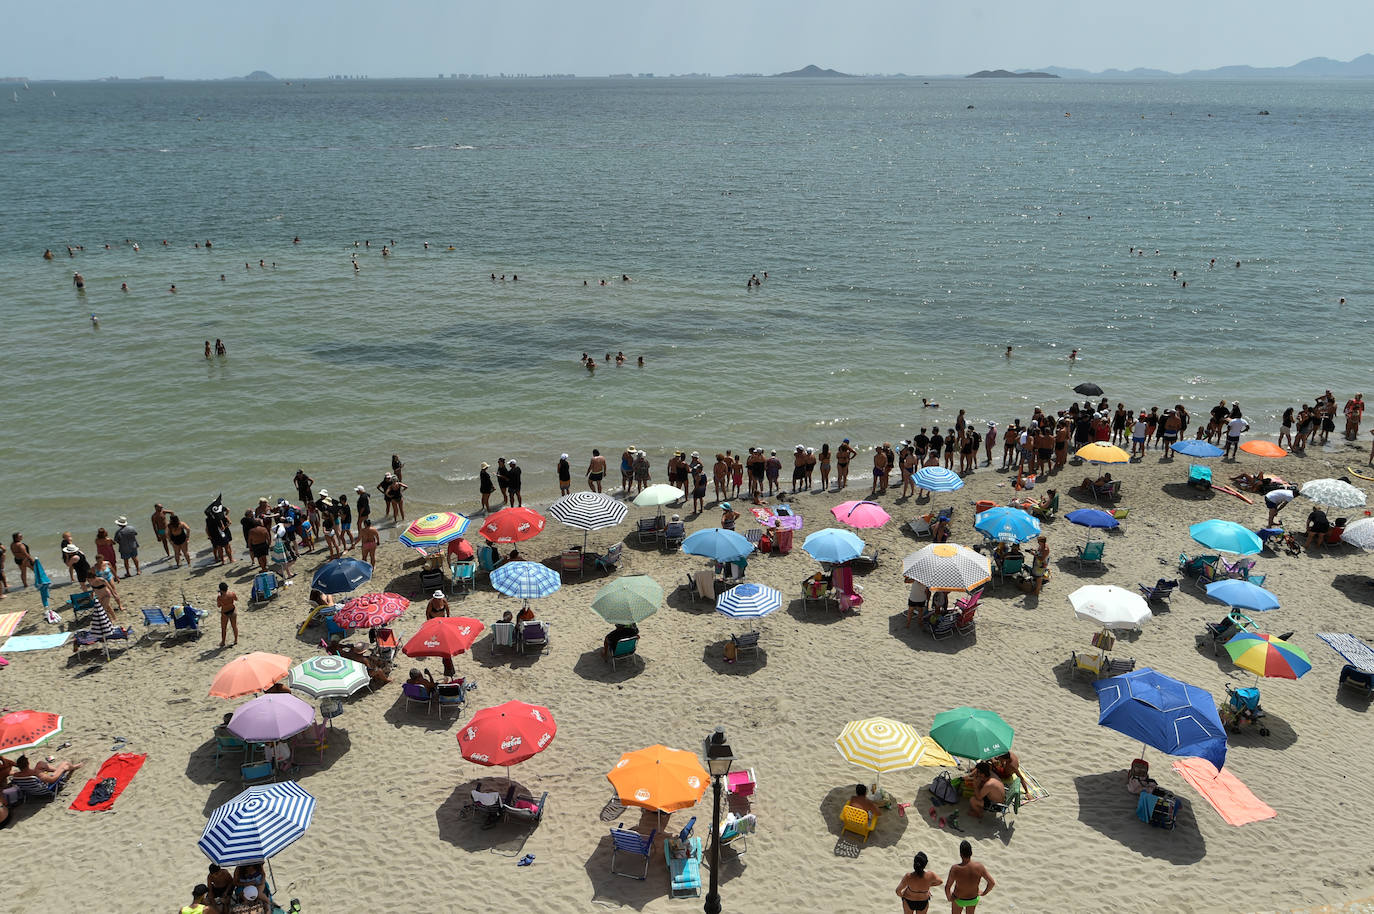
[1,632,73,652]
[1135,791,1157,824]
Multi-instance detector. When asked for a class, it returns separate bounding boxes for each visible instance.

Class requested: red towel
[69,752,147,811]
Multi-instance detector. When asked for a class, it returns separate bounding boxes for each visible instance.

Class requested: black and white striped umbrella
[901,543,991,593]
[548,491,628,531]
[88,599,117,638]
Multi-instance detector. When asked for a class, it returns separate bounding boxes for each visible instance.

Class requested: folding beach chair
[610,826,658,879]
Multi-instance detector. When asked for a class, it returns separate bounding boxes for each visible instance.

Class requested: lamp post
[703,726,735,914]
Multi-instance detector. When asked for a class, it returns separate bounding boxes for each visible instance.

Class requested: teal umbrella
[1189,519,1262,555]
[590,575,664,625]
[929,707,1014,760]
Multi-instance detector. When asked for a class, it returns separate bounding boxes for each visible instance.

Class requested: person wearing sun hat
[113,515,141,578]
[557,452,572,496]
[426,589,451,620]
[507,458,524,506]
[478,463,495,513]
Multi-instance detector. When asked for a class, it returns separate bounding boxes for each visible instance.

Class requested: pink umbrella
[227,693,316,743]
[333,592,409,630]
[832,500,891,529]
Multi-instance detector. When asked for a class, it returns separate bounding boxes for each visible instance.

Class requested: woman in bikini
[895,851,943,913]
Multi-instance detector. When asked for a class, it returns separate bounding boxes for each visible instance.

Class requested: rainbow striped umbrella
[1224,633,1312,680]
[399,512,472,549]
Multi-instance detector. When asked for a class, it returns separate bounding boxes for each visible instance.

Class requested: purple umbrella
[227,693,316,743]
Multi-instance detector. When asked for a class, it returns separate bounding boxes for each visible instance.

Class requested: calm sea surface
[2,78,1372,545]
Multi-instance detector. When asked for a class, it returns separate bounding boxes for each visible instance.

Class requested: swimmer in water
[73,272,84,290]
[423,241,429,250]
[215,339,226,356]
[637,355,644,367]
[90,314,99,325]
[121,282,128,292]
[1069,349,1078,362]
[205,341,212,359]
[1005,346,1013,358]
[293,236,300,244]
[220,274,225,281]
[169,284,177,293]
[43,248,54,260]
[922,398,940,409]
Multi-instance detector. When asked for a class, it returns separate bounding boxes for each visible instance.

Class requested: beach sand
[2,441,1373,913]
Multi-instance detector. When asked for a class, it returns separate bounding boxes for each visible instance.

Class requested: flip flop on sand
[517,854,535,867]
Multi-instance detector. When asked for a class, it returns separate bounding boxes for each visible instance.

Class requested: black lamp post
[703,726,735,914]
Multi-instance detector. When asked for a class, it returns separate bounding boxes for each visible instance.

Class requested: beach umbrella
[1190,520,1262,555]
[332,592,409,630]
[1094,668,1227,771]
[912,466,964,493]
[1073,382,1104,397]
[590,575,664,626]
[310,557,373,595]
[1065,508,1119,531]
[607,745,708,813]
[199,782,316,867]
[490,561,562,606]
[831,500,891,529]
[287,655,370,699]
[210,652,293,699]
[478,507,547,544]
[1301,478,1367,509]
[1240,440,1287,458]
[835,717,957,787]
[0,710,64,753]
[458,700,557,778]
[633,484,686,511]
[402,617,485,660]
[1068,585,1153,630]
[1171,439,1225,458]
[929,707,1014,761]
[801,528,866,564]
[1224,633,1312,680]
[1204,579,1280,612]
[1076,442,1130,464]
[681,528,754,563]
[227,693,316,743]
[398,511,472,549]
[1340,517,1374,551]
[715,582,783,619]
[973,506,1041,544]
[901,543,991,593]
[548,492,628,549]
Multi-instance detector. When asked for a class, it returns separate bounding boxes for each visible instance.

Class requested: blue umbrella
[912,467,964,493]
[1170,439,1224,459]
[973,506,1041,544]
[716,582,783,619]
[1094,668,1227,770]
[1190,519,1262,556]
[310,557,373,594]
[680,528,754,563]
[801,528,866,564]
[1065,509,1119,530]
[490,560,562,603]
[1204,579,1280,612]
[199,781,316,866]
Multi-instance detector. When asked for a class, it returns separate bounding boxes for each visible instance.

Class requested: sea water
[1,77,1371,542]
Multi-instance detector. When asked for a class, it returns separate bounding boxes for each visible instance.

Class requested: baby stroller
[1221,682,1269,736]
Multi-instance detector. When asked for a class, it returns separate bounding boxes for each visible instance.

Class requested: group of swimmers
[580,351,644,371]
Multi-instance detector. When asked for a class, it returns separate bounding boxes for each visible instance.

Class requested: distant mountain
[774,64,852,78]
[241,70,277,81]
[1040,53,1374,79]
[967,69,1058,79]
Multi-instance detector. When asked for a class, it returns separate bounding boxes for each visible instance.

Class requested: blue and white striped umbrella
[199,782,316,866]
[912,467,965,493]
[490,561,562,601]
[716,582,783,619]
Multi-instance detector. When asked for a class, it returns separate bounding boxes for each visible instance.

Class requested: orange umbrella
[209,652,293,698]
[607,745,708,813]
[1240,440,1287,458]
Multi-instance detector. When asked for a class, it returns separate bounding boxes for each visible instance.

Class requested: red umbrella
[0,710,65,753]
[458,700,557,776]
[403,617,486,660]
[333,592,410,630]
[478,507,547,544]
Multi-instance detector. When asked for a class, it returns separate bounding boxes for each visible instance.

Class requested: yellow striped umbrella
[835,717,956,786]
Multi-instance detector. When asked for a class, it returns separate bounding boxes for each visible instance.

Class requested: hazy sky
[7,0,1372,80]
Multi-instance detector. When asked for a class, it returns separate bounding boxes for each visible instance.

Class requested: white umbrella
[1341,517,1374,551]
[1301,478,1367,509]
[632,484,686,514]
[1068,585,1152,630]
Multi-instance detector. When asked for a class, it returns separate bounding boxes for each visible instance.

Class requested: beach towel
[0,611,25,640]
[69,753,146,811]
[1317,632,1374,675]
[33,558,51,607]
[1,632,72,652]
[1171,758,1275,826]
[1017,768,1051,804]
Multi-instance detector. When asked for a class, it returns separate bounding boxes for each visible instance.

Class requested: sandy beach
[3,436,1373,914]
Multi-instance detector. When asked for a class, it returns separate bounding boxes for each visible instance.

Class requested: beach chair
[402,681,434,714]
[435,680,468,719]
[469,786,506,828]
[1201,610,1257,655]
[1089,480,1122,503]
[609,825,658,880]
[635,517,661,544]
[838,803,876,843]
[731,631,761,663]
[691,569,716,603]
[831,565,863,612]
[1030,494,1059,521]
[924,611,958,640]
[559,550,585,580]
[908,515,933,538]
[11,772,71,801]
[744,528,768,554]
[490,621,516,655]
[1102,655,1136,676]
[726,768,757,801]
[248,571,283,607]
[954,605,978,637]
[67,590,96,622]
[1071,649,1106,680]
[801,577,833,614]
[142,606,174,636]
[1111,508,1130,531]
[955,589,982,613]
[214,734,249,770]
[72,623,134,661]
[996,555,1024,584]
[593,543,624,575]
[1178,552,1221,577]
[1187,464,1213,492]
[1340,665,1374,697]
[608,636,639,669]
[240,760,275,784]
[291,721,329,765]
[477,545,504,577]
[661,522,686,552]
[449,559,477,595]
[519,621,550,654]
[1138,579,1178,604]
[502,789,548,829]
[665,817,703,898]
[1074,541,1106,570]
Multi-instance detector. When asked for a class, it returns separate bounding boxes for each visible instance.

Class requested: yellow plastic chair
[839,803,876,843]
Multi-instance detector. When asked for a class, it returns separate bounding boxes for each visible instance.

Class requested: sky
[6,0,1373,80]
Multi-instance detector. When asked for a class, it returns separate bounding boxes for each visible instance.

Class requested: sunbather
[14,754,83,783]
[848,783,880,826]
[1080,472,1112,492]
[967,762,1005,819]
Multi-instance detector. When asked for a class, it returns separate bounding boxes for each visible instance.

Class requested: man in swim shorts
[945,840,994,912]
[586,449,606,492]
[150,503,170,557]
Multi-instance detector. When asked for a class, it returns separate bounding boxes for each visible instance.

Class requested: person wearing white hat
[113,515,141,578]
[426,590,451,620]
[557,453,572,496]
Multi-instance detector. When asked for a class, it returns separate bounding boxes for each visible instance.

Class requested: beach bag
[89,777,118,805]
[929,771,960,805]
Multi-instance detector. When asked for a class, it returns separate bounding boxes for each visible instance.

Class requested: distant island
[1039,53,1374,79]
[240,70,276,81]
[967,69,1057,79]
[774,64,852,78]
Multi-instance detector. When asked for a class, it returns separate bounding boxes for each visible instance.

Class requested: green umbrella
[590,574,664,625]
[929,707,1014,761]
[287,655,371,699]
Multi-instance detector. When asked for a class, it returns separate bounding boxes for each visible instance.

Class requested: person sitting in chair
[1031,489,1058,519]
[308,589,334,610]
[406,668,436,693]
[967,761,1006,819]
[1080,471,1112,492]
[517,605,537,623]
[14,754,83,784]
[930,515,951,544]
[1305,508,1331,547]
[848,783,880,826]
[602,623,639,660]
